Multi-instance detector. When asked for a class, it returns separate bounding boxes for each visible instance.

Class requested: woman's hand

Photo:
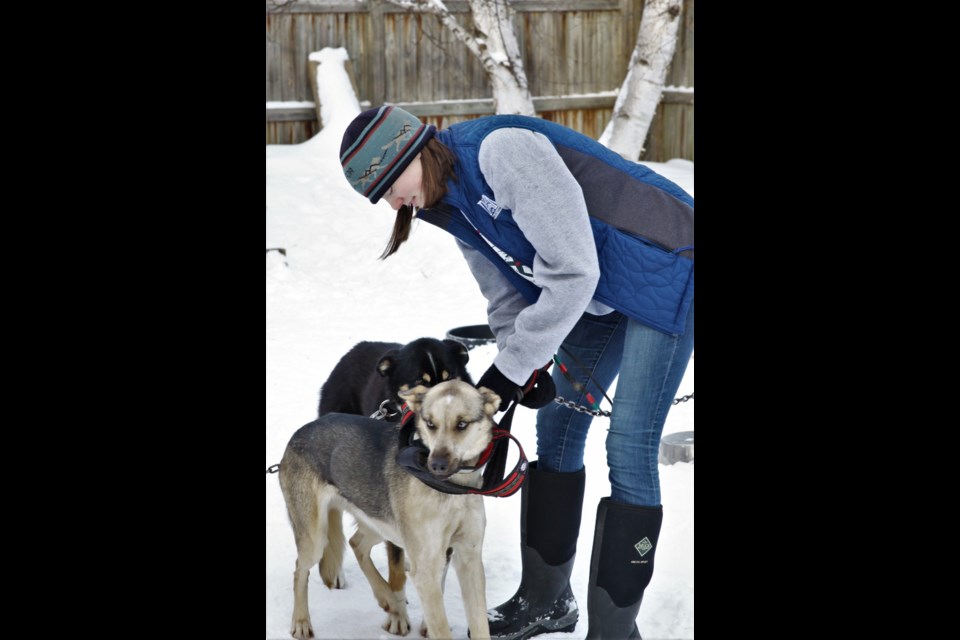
[518,365,557,409]
[477,363,556,412]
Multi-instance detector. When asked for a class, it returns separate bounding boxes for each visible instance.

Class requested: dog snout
[428,452,454,478]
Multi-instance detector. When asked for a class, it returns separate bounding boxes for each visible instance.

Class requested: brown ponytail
[379,137,458,260]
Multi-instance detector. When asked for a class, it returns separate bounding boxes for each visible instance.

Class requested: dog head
[377,338,472,401]
[399,380,501,480]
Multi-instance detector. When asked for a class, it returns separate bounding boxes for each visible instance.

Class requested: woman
[340,105,694,640]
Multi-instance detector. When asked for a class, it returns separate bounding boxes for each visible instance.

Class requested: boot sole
[492,611,579,640]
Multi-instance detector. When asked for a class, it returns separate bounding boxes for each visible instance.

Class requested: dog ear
[377,351,399,377]
[398,384,430,413]
[478,387,502,417]
[443,339,470,366]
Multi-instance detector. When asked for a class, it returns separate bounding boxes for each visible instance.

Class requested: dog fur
[318,338,472,419]
[315,337,475,622]
[280,380,500,639]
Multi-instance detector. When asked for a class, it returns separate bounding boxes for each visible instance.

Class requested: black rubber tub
[445,324,496,350]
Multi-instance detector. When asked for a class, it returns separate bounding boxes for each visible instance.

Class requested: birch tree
[385,0,535,115]
[599,0,684,159]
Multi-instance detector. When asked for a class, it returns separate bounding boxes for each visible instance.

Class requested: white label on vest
[477,194,503,219]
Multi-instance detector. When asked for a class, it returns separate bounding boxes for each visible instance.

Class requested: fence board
[265,88,691,117]
[667,0,694,88]
[266,119,318,144]
[265,16,282,100]
[268,106,317,121]
[266,1,623,13]
[681,103,694,160]
[267,0,370,13]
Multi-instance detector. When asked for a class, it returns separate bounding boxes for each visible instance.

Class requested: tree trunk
[599,0,683,159]
[467,0,535,115]
[385,0,535,115]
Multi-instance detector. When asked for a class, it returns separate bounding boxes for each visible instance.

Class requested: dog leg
[452,541,490,640]
[406,541,452,639]
[281,466,329,640]
[425,545,453,636]
[385,541,412,635]
[292,540,324,639]
[319,508,347,589]
[350,529,411,636]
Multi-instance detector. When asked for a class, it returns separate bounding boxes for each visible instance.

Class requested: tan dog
[279,380,499,639]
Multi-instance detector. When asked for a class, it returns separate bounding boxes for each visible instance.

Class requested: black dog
[318,338,473,420]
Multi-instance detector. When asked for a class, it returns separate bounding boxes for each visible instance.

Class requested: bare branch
[384,0,487,60]
[385,0,534,115]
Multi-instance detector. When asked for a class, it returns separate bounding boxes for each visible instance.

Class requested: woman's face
[385,154,423,211]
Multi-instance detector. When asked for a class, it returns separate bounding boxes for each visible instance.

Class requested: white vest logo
[458,207,533,282]
[634,537,653,557]
[489,243,534,280]
[477,194,503,219]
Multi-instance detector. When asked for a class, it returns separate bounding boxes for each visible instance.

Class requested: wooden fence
[266,0,693,162]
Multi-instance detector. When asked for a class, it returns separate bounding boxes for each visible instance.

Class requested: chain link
[266,463,280,474]
[370,399,401,421]
[553,390,693,417]
[553,396,611,417]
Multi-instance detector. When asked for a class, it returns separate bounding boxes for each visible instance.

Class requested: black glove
[477,363,556,412]
[519,365,556,409]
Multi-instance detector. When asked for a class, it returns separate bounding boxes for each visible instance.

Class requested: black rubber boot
[585,498,663,640]
[487,461,586,639]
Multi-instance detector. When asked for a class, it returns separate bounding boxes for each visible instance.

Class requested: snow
[266,50,694,640]
[267,100,317,109]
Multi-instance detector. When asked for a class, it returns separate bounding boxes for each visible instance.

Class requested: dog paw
[419,621,429,638]
[290,618,315,639]
[319,563,347,589]
[382,612,411,636]
[331,570,347,589]
[321,575,346,589]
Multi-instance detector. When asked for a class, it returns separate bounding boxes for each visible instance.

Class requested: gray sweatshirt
[455,127,608,387]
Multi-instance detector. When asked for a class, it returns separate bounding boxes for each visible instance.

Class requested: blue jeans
[534,302,694,506]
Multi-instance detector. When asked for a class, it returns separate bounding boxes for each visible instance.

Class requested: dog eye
[456,421,468,431]
[425,420,437,430]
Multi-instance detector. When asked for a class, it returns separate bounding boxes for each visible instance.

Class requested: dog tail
[319,507,346,589]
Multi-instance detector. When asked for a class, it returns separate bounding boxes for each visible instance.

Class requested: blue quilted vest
[417,116,694,336]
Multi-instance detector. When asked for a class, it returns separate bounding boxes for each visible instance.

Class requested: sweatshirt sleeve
[477,127,600,386]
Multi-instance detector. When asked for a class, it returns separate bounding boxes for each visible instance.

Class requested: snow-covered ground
[266,48,693,640]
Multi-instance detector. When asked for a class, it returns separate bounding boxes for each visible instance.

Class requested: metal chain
[266,400,401,474]
[553,396,611,416]
[267,393,694,471]
[267,400,400,473]
[552,390,693,417]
